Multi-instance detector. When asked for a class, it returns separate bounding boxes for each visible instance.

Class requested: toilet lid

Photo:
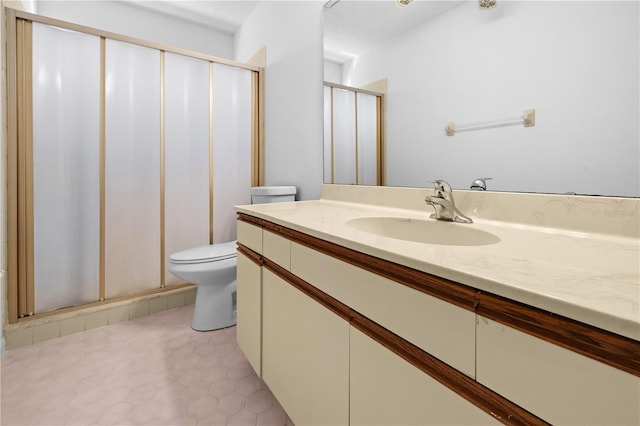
[169,241,237,264]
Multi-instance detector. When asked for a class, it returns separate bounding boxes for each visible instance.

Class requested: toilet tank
[250,186,297,204]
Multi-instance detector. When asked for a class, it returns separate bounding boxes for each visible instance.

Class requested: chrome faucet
[425,180,473,223]
[470,177,492,191]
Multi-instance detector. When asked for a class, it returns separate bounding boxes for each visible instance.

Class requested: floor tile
[1,305,293,426]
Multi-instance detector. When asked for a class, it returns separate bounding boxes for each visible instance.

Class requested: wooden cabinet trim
[262,256,352,322]
[476,291,640,377]
[237,244,263,267]
[238,213,265,228]
[350,312,548,426]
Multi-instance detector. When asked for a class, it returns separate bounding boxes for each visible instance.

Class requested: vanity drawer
[237,220,262,254]
[290,241,476,377]
[477,316,640,425]
[350,326,499,426]
[263,230,290,270]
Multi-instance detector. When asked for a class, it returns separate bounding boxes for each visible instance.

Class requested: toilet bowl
[169,186,296,332]
[169,241,238,331]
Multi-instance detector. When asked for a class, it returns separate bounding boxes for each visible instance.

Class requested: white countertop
[237,198,640,341]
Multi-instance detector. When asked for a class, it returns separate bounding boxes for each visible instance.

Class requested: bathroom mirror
[323,1,639,197]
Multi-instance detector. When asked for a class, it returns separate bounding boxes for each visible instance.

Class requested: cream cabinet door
[350,327,499,426]
[236,252,262,376]
[262,269,349,425]
[477,316,640,425]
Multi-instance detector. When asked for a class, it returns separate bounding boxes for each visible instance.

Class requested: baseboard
[3,285,197,351]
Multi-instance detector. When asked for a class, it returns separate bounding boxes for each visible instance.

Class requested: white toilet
[169,186,296,331]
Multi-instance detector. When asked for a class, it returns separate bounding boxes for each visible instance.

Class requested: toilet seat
[169,240,237,265]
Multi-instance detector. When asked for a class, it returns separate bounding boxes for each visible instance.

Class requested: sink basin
[347,217,500,246]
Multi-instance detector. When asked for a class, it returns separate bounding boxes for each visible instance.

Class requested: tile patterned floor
[1,305,294,426]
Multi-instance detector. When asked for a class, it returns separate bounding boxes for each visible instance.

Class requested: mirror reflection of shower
[323,83,384,186]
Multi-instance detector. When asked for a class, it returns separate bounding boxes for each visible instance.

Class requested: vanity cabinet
[477,316,640,425]
[236,213,640,425]
[350,326,499,426]
[238,220,350,426]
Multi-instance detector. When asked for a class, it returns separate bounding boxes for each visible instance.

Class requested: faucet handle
[470,177,492,191]
[432,179,453,195]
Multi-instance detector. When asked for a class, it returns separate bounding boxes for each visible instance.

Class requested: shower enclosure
[6,9,262,322]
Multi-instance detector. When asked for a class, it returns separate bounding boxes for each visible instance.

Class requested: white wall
[345,1,639,197]
[323,59,343,84]
[235,1,324,201]
[35,1,234,59]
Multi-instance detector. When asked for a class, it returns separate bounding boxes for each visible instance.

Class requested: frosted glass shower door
[32,23,101,312]
[105,40,161,298]
[164,53,211,286]
[357,93,378,186]
[332,89,357,185]
[212,63,252,243]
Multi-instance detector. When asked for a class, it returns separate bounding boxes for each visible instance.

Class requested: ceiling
[126,0,260,34]
[323,0,464,63]
[124,0,463,64]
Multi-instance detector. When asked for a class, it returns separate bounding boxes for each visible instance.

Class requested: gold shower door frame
[5,8,264,324]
